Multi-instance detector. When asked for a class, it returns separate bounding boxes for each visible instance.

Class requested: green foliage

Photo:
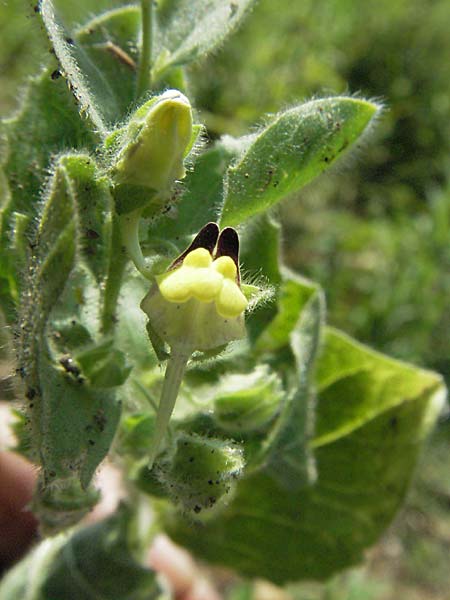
[153,0,256,77]
[0,0,446,596]
[163,301,444,584]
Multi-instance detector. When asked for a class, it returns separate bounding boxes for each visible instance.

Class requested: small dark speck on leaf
[26,387,36,400]
[390,416,399,431]
[51,69,61,80]
[65,37,75,46]
[193,505,202,514]
[189,457,194,463]
[85,228,100,240]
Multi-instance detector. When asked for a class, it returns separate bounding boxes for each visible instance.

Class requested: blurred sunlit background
[1,0,449,598]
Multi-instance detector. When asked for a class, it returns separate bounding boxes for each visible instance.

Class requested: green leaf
[212,366,283,434]
[18,161,77,354]
[153,0,256,76]
[76,6,141,124]
[313,328,446,447]
[220,97,381,227]
[58,154,114,283]
[1,69,95,217]
[75,339,132,388]
[0,69,95,317]
[40,0,111,133]
[163,329,445,584]
[0,507,160,600]
[13,159,121,532]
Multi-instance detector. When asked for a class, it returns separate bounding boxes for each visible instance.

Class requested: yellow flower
[158,247,247,318]
[141,224,248,353]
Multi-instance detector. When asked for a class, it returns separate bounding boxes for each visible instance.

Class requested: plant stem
[100,215,128,335]
[137,0,154,97]
[148,350,190,469]
[119,209,153,279]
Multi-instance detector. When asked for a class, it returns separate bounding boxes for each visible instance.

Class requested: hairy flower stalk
[141,223,248,466]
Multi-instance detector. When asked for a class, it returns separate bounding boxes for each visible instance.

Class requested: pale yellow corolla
[157,247,247,319]
[141,247,248,352]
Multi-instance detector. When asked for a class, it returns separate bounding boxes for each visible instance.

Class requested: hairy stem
[100,215,128,335]
[137,0,154,97]
[148,350,190,469]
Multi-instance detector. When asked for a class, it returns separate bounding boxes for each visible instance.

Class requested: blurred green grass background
[1,1,449,598]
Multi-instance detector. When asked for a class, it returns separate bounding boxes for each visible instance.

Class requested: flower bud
[110,89,193,198]
[155,433,244,519]
[213,366,283,433]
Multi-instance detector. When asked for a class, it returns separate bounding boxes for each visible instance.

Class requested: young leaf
[153,0,256,78]
[163,330,445,584]
[75,340,132,388]
[220,97,381,227]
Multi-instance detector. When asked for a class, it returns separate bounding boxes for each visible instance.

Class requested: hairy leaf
[153,0,256,77]
[58,154,114,283]
[15,158,121,532]
[220,97,380,227]
[40,0,110,134]
[0,64,95,319]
